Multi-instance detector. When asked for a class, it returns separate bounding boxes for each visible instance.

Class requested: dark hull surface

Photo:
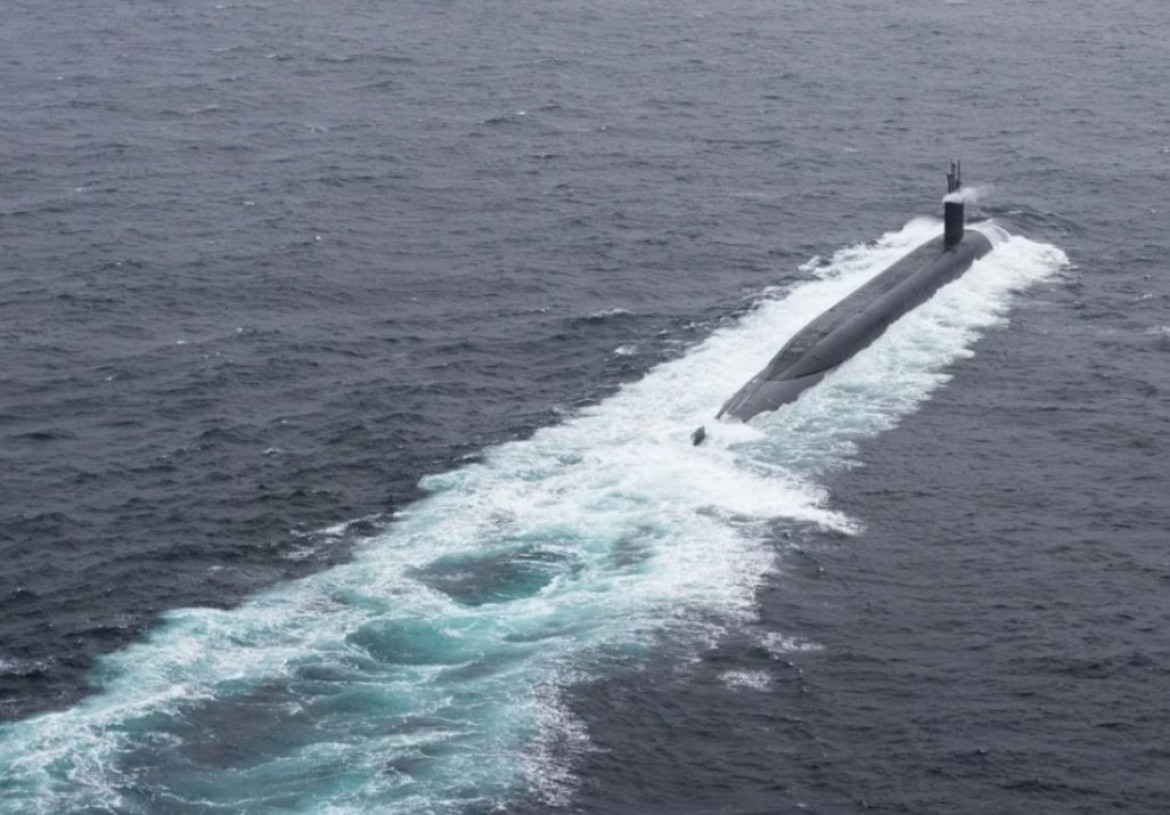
[718,228,993,422]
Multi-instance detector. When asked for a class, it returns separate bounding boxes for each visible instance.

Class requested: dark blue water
[3,0,1168,812]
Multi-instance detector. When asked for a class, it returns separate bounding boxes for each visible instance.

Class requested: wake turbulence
[693,163,992,445]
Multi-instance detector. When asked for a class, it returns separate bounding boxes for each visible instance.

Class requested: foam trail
[0,221,1067,814]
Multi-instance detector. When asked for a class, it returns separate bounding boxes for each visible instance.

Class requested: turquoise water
[0,222,1066,813]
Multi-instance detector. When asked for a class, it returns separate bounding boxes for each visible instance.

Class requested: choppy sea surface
[2,1,1168,812]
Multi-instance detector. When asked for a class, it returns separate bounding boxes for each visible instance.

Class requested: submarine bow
[715,163,995,426]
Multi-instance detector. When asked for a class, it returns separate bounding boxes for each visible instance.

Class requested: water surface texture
[2,1,1168,813]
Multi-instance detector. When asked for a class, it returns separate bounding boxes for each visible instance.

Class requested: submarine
[694,163,993,444]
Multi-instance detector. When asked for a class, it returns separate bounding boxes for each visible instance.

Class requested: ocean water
[2,1,1168,813]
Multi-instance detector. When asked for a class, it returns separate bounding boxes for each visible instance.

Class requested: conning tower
[944,160,964,248]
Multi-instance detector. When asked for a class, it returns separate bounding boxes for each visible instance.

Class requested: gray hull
[717,228,993,423]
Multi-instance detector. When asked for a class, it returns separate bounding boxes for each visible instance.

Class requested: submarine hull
[718,227,993,423]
